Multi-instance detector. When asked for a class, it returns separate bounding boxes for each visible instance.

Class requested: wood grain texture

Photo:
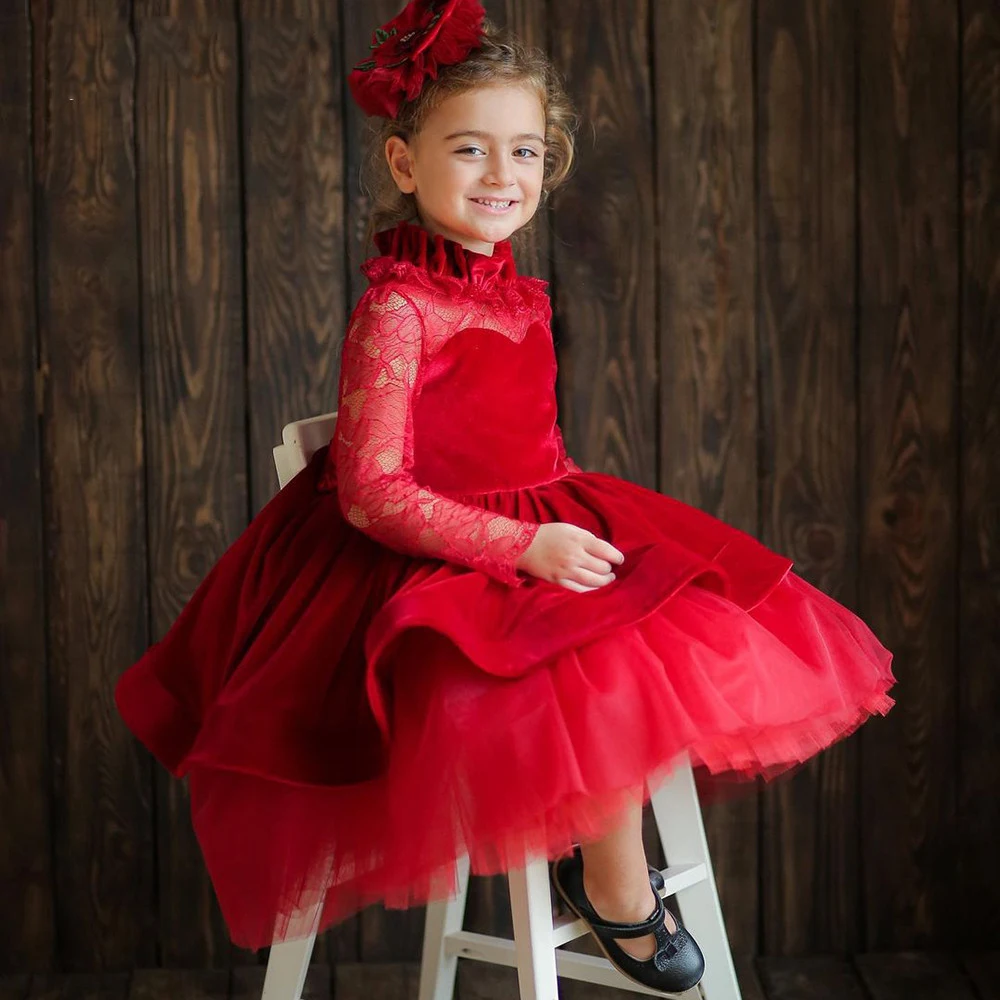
[127,969,229,1000]
[858,0,960,950]
[28,975,129,1000]
[133,0,246,966]
[653,0,758,954]
[335,963,412,1000]
[33,0,155,970]
[756,0,860,955]
[456,962,518,1000]
[241,0,346,517]
[854,952,980,1000]
[958,0,1000,948]
[758,955,869,1000]
[551,0,656,480]
[0,2,55,973]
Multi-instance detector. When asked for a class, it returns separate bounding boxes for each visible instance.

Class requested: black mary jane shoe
[551,845,705,995]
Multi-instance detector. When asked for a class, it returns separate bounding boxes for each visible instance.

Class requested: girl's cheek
[521,166,544,192]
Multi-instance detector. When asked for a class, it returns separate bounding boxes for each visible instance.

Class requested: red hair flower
[348,0,487,119]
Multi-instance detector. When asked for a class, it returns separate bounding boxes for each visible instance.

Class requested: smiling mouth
[471,198,517,209]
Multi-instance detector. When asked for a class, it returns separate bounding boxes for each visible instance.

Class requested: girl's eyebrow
[444,129,545,143]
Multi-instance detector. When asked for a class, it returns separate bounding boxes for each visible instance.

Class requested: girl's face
[385,83,546,255]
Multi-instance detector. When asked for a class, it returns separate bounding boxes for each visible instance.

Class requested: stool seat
[261,414,743,1000]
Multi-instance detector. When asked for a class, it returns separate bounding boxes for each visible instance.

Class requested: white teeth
[475,199,512,208]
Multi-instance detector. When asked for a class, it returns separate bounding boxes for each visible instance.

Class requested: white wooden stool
[262,415,743,1000]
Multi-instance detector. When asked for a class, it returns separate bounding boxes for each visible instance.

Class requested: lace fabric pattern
[330,283,546,587]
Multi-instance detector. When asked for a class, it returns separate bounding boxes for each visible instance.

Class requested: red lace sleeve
[334,284,540,586]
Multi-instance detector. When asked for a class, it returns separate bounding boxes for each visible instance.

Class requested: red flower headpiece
[348,0,487,119]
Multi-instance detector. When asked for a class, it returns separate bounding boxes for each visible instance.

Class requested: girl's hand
[516,523,625,592]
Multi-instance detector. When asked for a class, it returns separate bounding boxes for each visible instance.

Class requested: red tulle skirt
[115,446,895,950]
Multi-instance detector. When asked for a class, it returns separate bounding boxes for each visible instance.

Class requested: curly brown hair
[358,19,579,252]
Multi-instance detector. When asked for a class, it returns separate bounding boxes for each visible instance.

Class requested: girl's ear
[385,136,417,194]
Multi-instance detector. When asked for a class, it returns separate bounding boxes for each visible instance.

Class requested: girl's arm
[334,283,540,587]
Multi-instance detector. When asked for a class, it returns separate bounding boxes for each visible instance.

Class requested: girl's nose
[484,154,515,187]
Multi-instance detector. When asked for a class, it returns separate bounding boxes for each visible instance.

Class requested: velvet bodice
[368,224,560,491]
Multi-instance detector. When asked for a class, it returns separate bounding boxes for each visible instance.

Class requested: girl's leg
[578,790,677,960]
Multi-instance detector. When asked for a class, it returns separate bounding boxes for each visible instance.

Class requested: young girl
[115,0,896,993]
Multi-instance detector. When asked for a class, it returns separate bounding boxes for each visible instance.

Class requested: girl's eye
[455,146,541,159]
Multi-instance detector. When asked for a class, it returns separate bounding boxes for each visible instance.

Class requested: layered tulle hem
[180,569,895,950]
[186,676,894,950]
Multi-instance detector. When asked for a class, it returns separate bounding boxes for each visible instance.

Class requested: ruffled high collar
[370,219,518,288]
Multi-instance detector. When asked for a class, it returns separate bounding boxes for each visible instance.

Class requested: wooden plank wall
[755,0,858,953]
[0,0,996,974]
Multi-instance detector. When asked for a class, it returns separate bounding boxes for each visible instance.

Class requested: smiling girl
[114,1,896,993]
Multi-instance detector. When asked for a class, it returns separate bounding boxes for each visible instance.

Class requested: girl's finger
[579,554,614,576]
[587,539,625,566]
[572,567,616,589]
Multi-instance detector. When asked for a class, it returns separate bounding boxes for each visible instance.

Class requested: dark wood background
[1,0,997,976]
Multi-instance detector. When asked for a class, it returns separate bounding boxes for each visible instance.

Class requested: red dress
[115,219,896,950]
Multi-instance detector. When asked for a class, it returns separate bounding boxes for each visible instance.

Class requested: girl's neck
[414,214,495,257]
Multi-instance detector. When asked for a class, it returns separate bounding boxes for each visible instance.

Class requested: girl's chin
[464,213,525,241]
[420,210,531,250]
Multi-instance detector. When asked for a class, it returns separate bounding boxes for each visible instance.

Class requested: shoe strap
[586,889,666,939]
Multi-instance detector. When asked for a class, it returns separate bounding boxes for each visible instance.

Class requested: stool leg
[261,930,318,1000]
[508,857,560,1000]
[260,870,330,1000]
[648,756,742,1000]
[418,854,472,1000]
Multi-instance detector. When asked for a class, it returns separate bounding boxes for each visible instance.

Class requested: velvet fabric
[115,219,896,951]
